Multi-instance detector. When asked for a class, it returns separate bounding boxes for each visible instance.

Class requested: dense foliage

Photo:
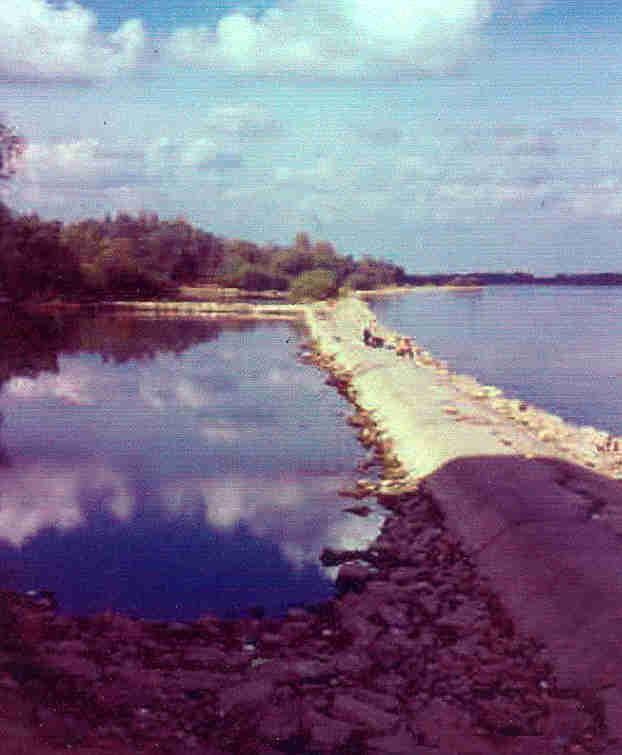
[0,204,406,302]
[289,269,338,302]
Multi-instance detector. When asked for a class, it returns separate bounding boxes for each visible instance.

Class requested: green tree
[289,269,338,302]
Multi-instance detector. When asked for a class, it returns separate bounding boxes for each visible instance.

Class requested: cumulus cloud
[0,461,134,547]
[5,362,106,405]
[138,373,215,411]
[203,103,283,139]
[22,138,146,190]
[166,0,498,77]
[162,473,382,570]
[0,0,146,82]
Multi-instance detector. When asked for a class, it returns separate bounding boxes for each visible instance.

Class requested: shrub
[289,269,338,302]
[221,263,288,291]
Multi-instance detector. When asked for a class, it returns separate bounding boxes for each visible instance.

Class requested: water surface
[0,310,377,619]
[372,286,622,435]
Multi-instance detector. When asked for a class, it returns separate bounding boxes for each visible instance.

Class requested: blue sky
[2,0,622,273]
[81,1,276,32]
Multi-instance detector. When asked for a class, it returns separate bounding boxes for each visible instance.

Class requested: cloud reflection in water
[0,318,380,615]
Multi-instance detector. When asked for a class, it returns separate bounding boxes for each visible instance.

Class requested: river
[0,308,379,620]
[371,285,622,436]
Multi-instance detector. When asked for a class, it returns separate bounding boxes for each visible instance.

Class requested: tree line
[0,120,404,302]
[0,204,405,302]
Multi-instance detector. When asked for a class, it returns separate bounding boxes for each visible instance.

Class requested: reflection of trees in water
[62,313,226,364]
[0,306,260,385]
[0,307,263,465]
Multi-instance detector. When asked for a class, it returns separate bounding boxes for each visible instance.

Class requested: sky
[1,0,622,273]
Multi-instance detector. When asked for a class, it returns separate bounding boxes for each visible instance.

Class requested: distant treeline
[0,202,405,302]
[406,272,622,287]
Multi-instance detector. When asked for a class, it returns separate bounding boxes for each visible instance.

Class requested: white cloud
[203,103,283,139]
[162,473,382,570]
[0,461,134,547]
[0,0,146,81]
[6,362,104,405]
[138,372,215,411]
[166,0,498,78]
[23,139,121,184]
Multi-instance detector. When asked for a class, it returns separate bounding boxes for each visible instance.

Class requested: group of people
[362,318,414,359]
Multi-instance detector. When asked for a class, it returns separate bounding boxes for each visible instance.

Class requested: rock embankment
[0,295,621,753]
[305,296,622,754]
[0,479,607,754]
[305,296,622,481]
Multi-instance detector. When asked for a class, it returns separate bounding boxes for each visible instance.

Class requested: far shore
[357,283,484,297]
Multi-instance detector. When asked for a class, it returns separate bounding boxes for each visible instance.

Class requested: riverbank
[307,297,622,479]
[0,296,621,753]
[305,296,622,753]
[358,284,484,298]
[28,299,306,321]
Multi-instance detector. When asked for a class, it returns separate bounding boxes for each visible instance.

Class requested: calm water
[372,286,622,436]
[0,310,377,620]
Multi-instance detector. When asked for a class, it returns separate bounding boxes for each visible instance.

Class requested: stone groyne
[305,296,622,481]
[305,295,622,754]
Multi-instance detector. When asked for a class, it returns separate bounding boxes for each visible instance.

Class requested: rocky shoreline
[0,296,621,753]
[305,296,622,482]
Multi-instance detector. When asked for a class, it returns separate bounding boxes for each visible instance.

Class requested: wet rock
[338,613,382,646]
[183,646,227,667]
[302,708,355,749]
[255,698,302,745]
[36,709,91,746]
[320,547,362,566]
[335,652,373,677]
[279,621,311,644]
[286,659,335,683]
[170,669,224,693]
[413,699,473,745]
[217,680,274,715]
[343,504,372,517]
[376,603,409,629]
[367,727,421,754]
[389,567,423,585]
[437,602,487,632]
[541,698,593,741]
[476,697,534,735]
[45,653,99,682]
[332,692,400,733]
[501,736,565,754]
[352,687,400,713]
[257,631,283,650]
[336,563,372,593]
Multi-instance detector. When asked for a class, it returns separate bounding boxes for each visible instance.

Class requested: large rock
[332,692,400,733]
